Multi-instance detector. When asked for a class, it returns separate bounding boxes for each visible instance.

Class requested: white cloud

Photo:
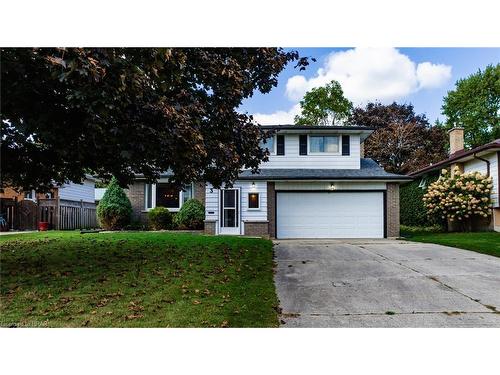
[254,48,452,124]
[416,62,452,89]
[285,47,452,105]
[253,103,300,125]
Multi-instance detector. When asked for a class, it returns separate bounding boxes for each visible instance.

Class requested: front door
[219,188,240,235]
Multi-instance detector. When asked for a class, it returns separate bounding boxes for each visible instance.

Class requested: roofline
[135,174,412,182]
[260,125,376,131]
[410,142,500,177]
[238,176,412,181]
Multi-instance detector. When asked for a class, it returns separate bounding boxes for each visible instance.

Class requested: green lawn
[0,231,278,327]
[404,231,500,258]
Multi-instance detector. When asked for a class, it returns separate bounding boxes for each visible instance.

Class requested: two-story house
[127,125,411,238]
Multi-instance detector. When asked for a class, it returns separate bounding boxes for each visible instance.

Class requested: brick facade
[244,221,269,238]
[125,181,149,224]
[204,220,216,235]
[267,182,276,239]
[193,182,206,203]
[386,182,400,238]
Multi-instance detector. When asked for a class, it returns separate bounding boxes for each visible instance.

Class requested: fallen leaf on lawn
[220,320,229,328]
[193,300,201,305]
[125,314,144,320]
[128,301,144,312]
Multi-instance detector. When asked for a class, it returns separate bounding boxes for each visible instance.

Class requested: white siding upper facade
[463,152,499,207]
[59,179,96,203]
[261,133,361,169]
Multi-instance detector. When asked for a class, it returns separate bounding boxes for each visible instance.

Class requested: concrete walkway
[274,239,500,327]
[0,230,37,236]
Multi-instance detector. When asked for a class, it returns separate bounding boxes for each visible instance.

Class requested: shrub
[400,224,444,236]
[148,207,173,230]
[96,177,132,230]
[400,173,443,227]
[174,199,205,229]
[423,166,493,231]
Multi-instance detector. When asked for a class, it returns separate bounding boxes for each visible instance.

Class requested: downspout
[472,153,490,176]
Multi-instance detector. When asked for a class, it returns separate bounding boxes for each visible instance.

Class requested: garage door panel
[277,192,384,239]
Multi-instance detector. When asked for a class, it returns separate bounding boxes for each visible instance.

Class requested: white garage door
[276,192,384,239]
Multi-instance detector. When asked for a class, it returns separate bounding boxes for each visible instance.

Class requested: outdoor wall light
[330,183,336,190]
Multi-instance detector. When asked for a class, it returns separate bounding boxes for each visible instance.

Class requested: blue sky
[240,48,499,125]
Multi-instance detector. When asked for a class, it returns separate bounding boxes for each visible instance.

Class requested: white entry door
[276,192,384,239]
[219,188,241,235]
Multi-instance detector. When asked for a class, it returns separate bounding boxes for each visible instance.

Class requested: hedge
[400,173,443,227]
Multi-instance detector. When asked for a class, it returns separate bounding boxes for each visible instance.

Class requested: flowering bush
[423,166,493,229]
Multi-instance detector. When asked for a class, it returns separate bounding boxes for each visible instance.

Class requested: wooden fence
[1,198,97,231]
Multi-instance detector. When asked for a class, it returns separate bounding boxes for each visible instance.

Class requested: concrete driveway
[274,239,500,327]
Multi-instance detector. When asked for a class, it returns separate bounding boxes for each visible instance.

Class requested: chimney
[448,127,464,155]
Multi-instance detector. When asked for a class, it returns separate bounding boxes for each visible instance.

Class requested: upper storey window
[260,136,275,155]
[309,135,339,154]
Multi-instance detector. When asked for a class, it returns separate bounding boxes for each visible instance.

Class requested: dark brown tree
[349,102,448,174]
[1,48,310,190]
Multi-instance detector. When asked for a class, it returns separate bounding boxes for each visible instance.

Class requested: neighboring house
[409,127,500,232]
[0,176,96,203]
[0,175,97,230]
[126,125,411,238]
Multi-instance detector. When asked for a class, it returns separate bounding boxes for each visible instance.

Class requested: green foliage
[442,64,500,148]
[96,177,132,230]
[349,102,448,174]
[1,48,310,191]
[424,167,493,231]
[400,224,444,236]
[174,199,205,229]
[295,80,353,125]
[148,207,174,230]
[400,174,442,227]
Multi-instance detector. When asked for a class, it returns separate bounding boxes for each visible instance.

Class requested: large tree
[349,102,448,174]
[294,80,353,126]
[442,64,500,148]
[1,48,310,190]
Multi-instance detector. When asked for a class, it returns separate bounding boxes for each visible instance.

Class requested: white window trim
[262,135,276,156]
[143,183,184,212]
[24,189,37,201]
[308,134,341,155]
[247,192,260,210]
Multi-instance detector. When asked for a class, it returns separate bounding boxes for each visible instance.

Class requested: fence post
[80,199,83,230]
[55,197,60,230]
[14,197,18,230]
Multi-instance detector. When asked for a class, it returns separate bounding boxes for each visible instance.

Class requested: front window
[144,183,153,209]
[156,183,180,209]
[260,136,275,154]
[248,193,260,209]
[309,135,339,153]
[182,184,193,204]
[144,183,185,210]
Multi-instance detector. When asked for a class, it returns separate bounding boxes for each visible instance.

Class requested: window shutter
[299,135,308,155]
[277,135,285,155]
[342,135,350,156]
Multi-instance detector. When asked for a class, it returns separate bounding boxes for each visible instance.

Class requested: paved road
[274,239,500,327]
